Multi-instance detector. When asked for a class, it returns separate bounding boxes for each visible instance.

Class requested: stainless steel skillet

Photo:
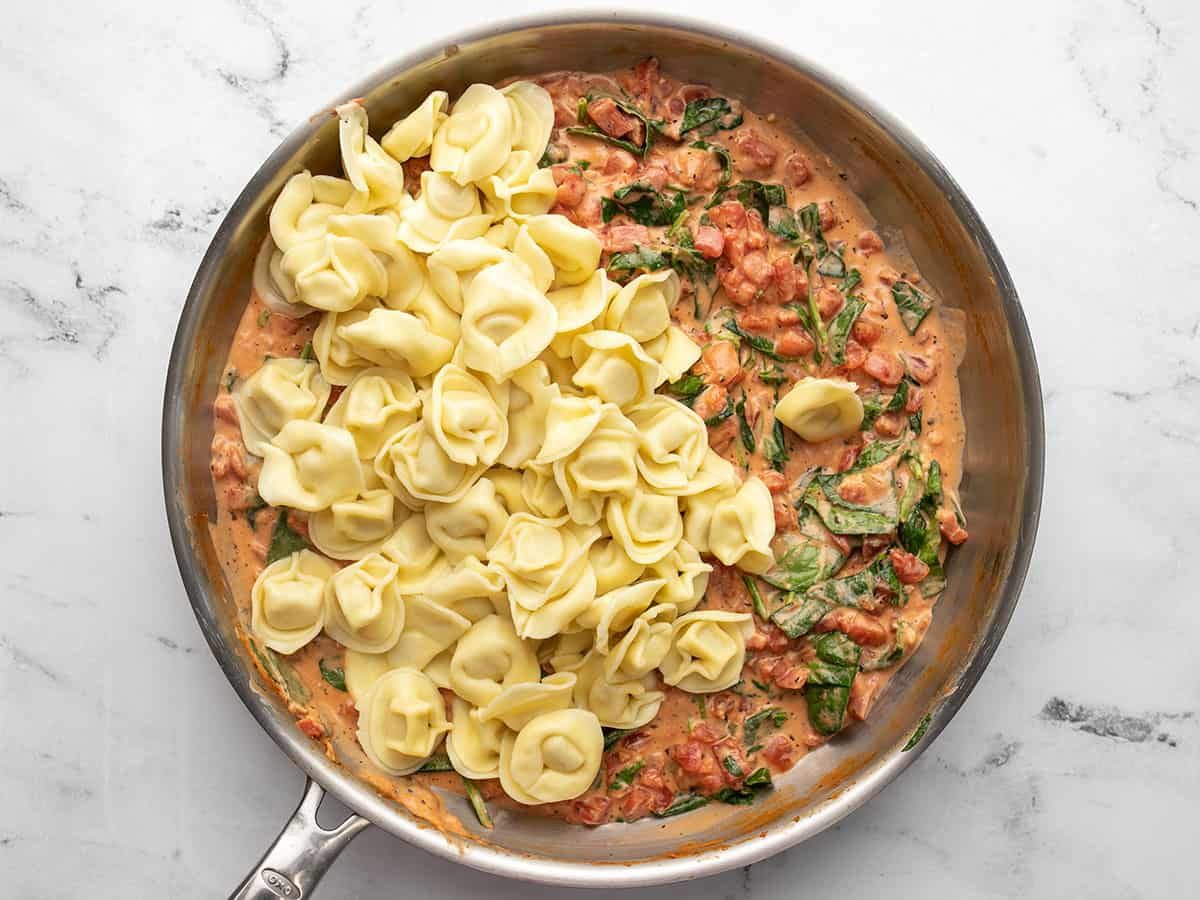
[162,13,1043,897]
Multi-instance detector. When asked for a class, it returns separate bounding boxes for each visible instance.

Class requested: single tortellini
[250,550,337,654]
[374,420,487,506]
[571,331,662,409]
[380,512,449,592]
[381,90,448,162]
[280,232,388,313]
[446,697,507,780]
[501,81,554,158]
[258,420,364,512]
[605,270,676,342]
[605,603,677,681]
[573,651,663,729]
[425,556,507,622]
[681,453,741,554]
[708,477,777,574]
[533,395,606,465]
[309,487,404,560]
[386,593,471,670]
[606,486,684,566]
[659,610,753,693]
[337,307,456,378]
[487,466,532,516]
[498,708,603,805]
[479,672,576,731]
[509,224,556,293]
[643,539,711,613]
[336,102,408,213]
[584,579,666,653]
[322,368,420,459]
[496,361,559,469]
[626,395,708,493]
[479,165,558,222]
[522,215,602,288]
[424,476,509,563]
[552,405,640,526]
[426,238,509,314]
[487,514,600,640]
[388,280,462,348]
[538,631,595,674]
[323,553,405,654]
[643,326,702,383]
[459,260,557,382]
[234,358,331,457]
[588,537,646,595]
[268,170,353,253]
[775,377,864,443]
[312,302,381,386]
[431,83,515,186]
[520,463,567,518]
[357,668,451,775]
[428,364,509,467]
[547,269,618,357]
[398,171,492,253]
[449,614,541,707]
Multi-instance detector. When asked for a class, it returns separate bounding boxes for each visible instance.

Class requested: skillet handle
[229,777,370,900]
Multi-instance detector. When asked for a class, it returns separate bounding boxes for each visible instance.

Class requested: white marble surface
[2,0,1197,897]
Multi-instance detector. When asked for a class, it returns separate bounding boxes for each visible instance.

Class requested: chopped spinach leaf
[909,409,924,435]
[299,340,315,361]
[751,678,771,693]
[891,280,933,334]
[704,394,735,427]
[806,553,899,608]
[680,97,743,136]
[813,632,863,668]
[736,395,755,452]
[803,473,900,535]
[795,202,828,266]
[762,540,839,593]
[903,712,933,751]
[764,417,788,472]
[744,766,773,788]
[826,297,865,367]
[849,439,905,472]
[609,760,646,791]
[318,658,346,692]
[742,574,768,620]
[245,493,269,528]
[666,374,706,406]
[538,142,568,168]
[689,140,732,186]
[608,247,671,275]
[225,369,238,392]
[694,694,708,718]
[250,640,311,705]
[265,508,308,565]
[806,685,852,736]
[462,777,494,829]
[840,268,863,294]
[885,379,911,415]
[743,706,787,747]
[771,593,833,638]
[417,752,453,772]
[758,366,788,386]
[816,248,846,278]
[257,308,271,328]
[807,660,856,688]
[655,794,710,817]
[721,755,745,778]
[602,181,688,227]
[567,94,657,157]
[767,205,800,240]
[716,179,788,226]
[603,728,633,751]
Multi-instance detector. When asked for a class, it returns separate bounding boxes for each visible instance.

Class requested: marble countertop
[3,0,1196,897]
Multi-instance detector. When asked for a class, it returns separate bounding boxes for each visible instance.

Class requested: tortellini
[258,420,364,512]
[605,270,676,342]
[626,396,708,493]
[308,487,403,560]
[573,651,663,730]
[323,553,406,654]
[449,614,540,707]
[250,550,337,654]
[659,611,754,693]
[249,78,796,808]
[498,708,604,805]
[322,367,420,459]
[427,364,508,466]
[605,486,685,566]
[375,420,486,505]
[458,260,557,381]
[487,513,600,640]
[381,91,448,162]
[446,697,506,779]
[234,358,331,457]
[357,668,451,775]
[775,377,864,443]
[707,477,777,574]
[571,331,662,408]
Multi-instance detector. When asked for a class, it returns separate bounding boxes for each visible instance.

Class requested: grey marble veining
[1,1,1197,897]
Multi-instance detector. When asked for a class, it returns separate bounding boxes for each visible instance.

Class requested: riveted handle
[228,778,370,900]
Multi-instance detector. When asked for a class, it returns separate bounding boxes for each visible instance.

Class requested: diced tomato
[700,340,743,386]
[856,230,884,255]
[762,733,798,769]
[731,129,779,172]
[690,721,725,744]
[572,795,611,826]
[586,97,645,146]
[815,607,888,646]
[938,508,969,545]
[708,200,748,234]
[297,717,324,739]
[843,339,868,371]
[851,314,884,346]
[759,469,789,493]
[906,353,938,384]
[863,350,904,386]
[692,384,729,421]
[889,548,931,584]
[603,223,651,253]
[773,496,796,531]
[849,673,885,721]
[775,329,815,358]
[694,225,725,259]
[670,740,713,774]
[816,286,843,319]
[602,149,638,176]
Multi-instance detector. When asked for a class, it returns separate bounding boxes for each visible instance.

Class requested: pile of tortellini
[239,82,778,806]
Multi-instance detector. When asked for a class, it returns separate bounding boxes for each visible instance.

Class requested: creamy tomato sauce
[209,58,967,829]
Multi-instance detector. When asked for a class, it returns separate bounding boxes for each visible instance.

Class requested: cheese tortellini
[250,550,337,654]
[234,358,331,457]
[775,377,864,443]
[246,82,799,808]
